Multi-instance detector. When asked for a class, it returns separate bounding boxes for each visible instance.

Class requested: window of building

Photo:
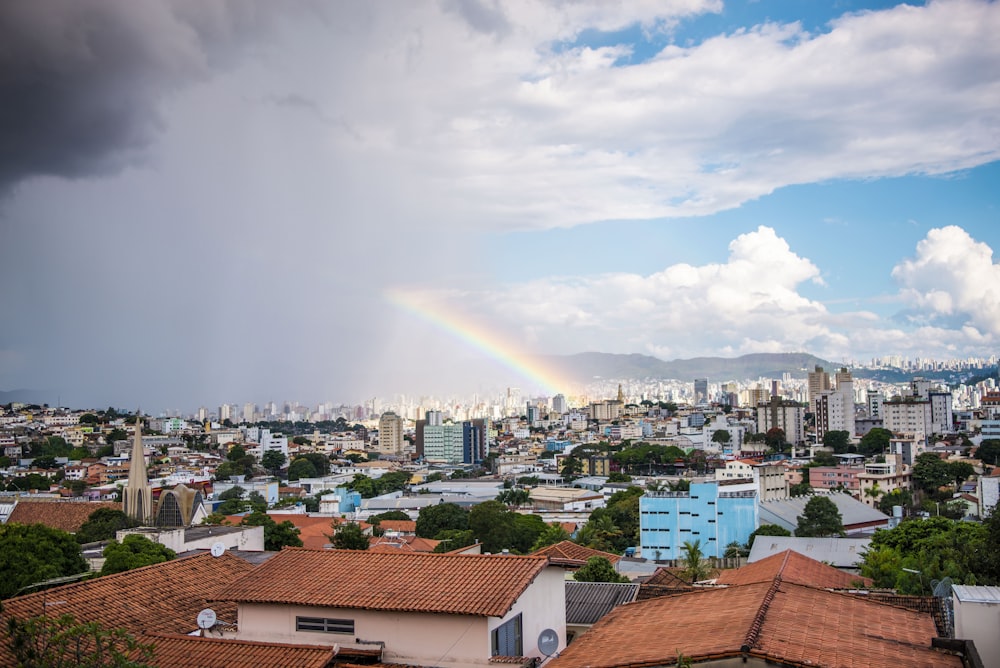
[492,614,522,657]
[296,617,355,634]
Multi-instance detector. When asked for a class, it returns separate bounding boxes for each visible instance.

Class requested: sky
[1,0,999,412]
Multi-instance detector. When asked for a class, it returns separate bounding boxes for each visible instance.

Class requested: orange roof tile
[377,519,416,533]
[0,553,253,644]
[212,549,549,617]
[715,549,872,589]
[7,500,121,533]
[141,633,336,668]
[549,581,959,668]
[532,540,621,565]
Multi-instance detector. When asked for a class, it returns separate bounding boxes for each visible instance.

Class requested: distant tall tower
[808,366,831,413]
[617,384,625,403]
[378,412,404,457]
[694,378,708,405]
[122,416,152,524]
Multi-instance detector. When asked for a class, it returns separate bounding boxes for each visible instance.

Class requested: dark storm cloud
[0,1,270,196]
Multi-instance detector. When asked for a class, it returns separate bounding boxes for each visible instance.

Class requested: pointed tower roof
[123,415,153,523]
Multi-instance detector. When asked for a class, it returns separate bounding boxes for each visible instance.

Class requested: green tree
[286,458,317,481]
[468,501,517,553]
[374,470,410,495]
[100,535,175,575]
[329,522,369,550]
[75,508,138,544]
[104,429,127,446]
[912,452,952,496]
[416,503,469,538]
[573,556,629,583]
[226,445,247,461]
[822,430,851,454]
[511,513,547,554]
[531,523,572,551]
[261,450,286,475]
[711,429,732,446]
[947,461,975,487]
[858,428,892,457]
[606,471,632,483]
[346,474,377,498]
[4,613,155,667]
[789,482,812,497]
[575,514,622,554]
[296,452,330,477]
[746,523,792,550]
[496,488,531,507]
[859,516,991,594]
[878,489,914,516]
[247,491,267,512]
[78,413,100,425]
[218,485,246,501]
[0,523,88,599]
[680,540,712,582]
[795,496,844,537]
[431,529,475,553]
[240,512,302,551]
[764,428,786,452]
[976,439,1000,466]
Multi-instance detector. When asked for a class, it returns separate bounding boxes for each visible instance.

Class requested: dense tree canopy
[858,428,892,457]
[75,508,138,544]
[822,430,852,454]
[468,501,517,553]
[746,523,791,550]
[795,496,844,537]
[912,453,952,496]
[240,512,302,550]
[860,516,996,594]
[531,523,571,552]
[329,522,369,550]
[573,556,629,583]
[4,612,155,668]
[0,523,89,599]
[415,503,469,538]
[976,439,1000,466]
[286,457,317,481]
[101,535,175,575]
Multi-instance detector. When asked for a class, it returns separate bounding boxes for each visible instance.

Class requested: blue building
[639,481,758,560]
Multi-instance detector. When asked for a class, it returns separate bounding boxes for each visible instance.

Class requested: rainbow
[384,288,574,396]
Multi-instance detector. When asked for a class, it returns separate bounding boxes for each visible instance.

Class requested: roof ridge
[741,573,782,652]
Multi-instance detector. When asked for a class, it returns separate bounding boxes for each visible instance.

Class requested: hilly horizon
[542,351,846,384]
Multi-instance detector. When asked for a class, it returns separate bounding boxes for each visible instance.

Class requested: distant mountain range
[0,389,54,406]
[542,351,997,386]
[542,351,840,383]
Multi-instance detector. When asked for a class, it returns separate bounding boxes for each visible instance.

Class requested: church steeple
[122,415,152,524]
[617,383,624,403]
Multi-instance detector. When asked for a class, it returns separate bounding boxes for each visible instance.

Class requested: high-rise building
[552,394,567,414]
[808,366,831,413]
[694,378,708,405]
[756,397,806,445]
[242,402,257,424]
[378,412,404,457]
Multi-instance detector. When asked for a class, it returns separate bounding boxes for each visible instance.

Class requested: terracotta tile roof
[368,534,440,553]
[532,540,621,565]
[548,581,960,668]
[261,514,337,550]
[7,500,121,533]
[141,633,336,668]
[715,549,871,589]
[212,548,550,617]
[635,567,694,599]
[377,519,416,533]
[0,553,253,646]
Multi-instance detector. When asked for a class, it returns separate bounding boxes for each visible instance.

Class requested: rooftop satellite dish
[537,628,559,657]
[210,542,226,558]
[196,608,217,630]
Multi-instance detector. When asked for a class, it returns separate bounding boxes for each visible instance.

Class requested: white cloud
[892,225,1000,338]
[253,0,1000,230]
[401,225,1000,364]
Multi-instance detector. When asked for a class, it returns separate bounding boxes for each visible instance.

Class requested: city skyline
[2,1,999,411]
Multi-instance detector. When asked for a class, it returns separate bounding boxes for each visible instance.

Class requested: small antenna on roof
[210,542,226,558]
[538,628,559,657]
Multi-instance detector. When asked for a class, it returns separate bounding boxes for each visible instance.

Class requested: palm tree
[864,482,884,506]
[680,539,712,582]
